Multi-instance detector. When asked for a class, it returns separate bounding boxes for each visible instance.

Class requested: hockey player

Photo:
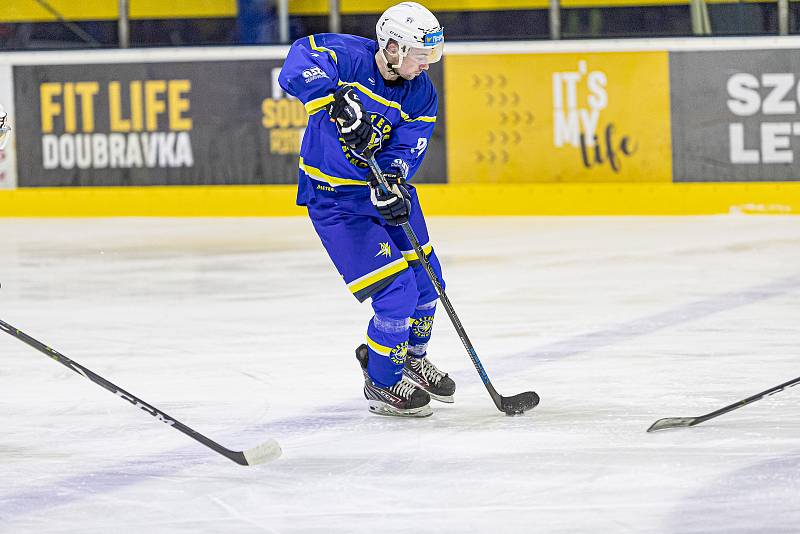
[278,2,455,417]
[0,104,10,151]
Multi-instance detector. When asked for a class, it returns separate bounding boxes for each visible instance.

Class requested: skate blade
[429,392,454,403]
[367,401,433,418]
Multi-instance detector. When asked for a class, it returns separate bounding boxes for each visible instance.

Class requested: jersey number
[414,138,428,156]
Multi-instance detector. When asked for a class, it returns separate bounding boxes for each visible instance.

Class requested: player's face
[398,53,428,79]
[397,48,438,80]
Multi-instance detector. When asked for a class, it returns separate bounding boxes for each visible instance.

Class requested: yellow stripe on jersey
[406,115,437,123]
[305,87,434,120]
[348,258,408,295]
[309,35,338,63]
[304,94,335,115]
[366,336,393,356]
[337,81,437,123]
[299,158,367,187]
[401,242,433,262]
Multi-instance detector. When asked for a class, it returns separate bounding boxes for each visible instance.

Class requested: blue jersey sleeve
[376,81,438,183]
[278,35,344,115]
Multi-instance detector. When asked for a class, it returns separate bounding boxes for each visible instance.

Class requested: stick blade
[647,417,697,433]
[501,391,540,416]
[242,438,282,465]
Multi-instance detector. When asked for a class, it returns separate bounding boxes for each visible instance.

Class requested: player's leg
[357,269,431,417]
[405,253,456,403]
[385,186,456,402]
[307,197,432,417]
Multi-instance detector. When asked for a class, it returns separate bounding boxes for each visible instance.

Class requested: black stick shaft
[693,375,800,425]
[365,155,503,409]
[0,318,254,465]
[398,222,498,392]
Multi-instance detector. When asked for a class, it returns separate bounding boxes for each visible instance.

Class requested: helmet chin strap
[379,48,403,78]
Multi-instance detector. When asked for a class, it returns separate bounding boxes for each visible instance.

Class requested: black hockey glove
[370,171,411,226]
[327,86,375,154]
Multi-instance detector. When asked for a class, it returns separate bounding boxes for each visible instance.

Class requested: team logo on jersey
[411,316,434,339]
[375,242,392,258]
[302,66,329,83]
[390,341,408,365]
[340,111,393,169]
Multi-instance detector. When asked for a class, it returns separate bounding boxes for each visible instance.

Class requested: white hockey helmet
[376,2,444,68]
[0,104,10,151]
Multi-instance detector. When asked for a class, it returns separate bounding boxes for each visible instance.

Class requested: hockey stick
[364,152,539,416]
[0,318,281,465]
[647,375,800,432]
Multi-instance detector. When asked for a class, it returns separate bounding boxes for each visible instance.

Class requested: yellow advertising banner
[444,51,672,183]
[286,0,765,15]
[0,0,236,22]
[288,1,547,15]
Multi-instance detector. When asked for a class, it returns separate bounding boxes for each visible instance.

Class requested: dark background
[14,59,447,187]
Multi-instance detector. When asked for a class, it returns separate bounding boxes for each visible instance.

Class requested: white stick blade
[242,438,282,465]
[647,417,697,433]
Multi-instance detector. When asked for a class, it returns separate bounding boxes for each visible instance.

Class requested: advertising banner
[0,63,16,189]
[13,59,446,187]
[444,51,672,183]
[671,50,800,182]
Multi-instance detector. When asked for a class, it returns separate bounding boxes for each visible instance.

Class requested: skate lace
[413,357,445,386]
[390,377,417,399]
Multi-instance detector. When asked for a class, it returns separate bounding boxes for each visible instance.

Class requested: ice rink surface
[1,215,799,533]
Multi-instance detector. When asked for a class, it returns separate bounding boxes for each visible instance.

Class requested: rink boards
[1,38,799,215]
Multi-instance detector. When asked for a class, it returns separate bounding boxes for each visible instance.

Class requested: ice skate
[355,344,433,417]
[403,353,455,403]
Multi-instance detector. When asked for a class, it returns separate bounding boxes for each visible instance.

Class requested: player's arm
[367,117,433,226]
[376,84,438,183]
[278,37,375,153]
[368,88,437,226]
[327,86,379,155]
[277,36,341,115]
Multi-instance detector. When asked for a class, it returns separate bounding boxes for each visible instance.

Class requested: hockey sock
[365,314,410,387]
[408,299,436,357]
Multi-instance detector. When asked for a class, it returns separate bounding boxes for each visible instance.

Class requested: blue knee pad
[365,268,418,387]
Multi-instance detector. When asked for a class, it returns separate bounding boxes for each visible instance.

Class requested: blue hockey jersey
[278,33,438,206]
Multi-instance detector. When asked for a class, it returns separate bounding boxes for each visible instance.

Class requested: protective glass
[413,28,444,64]
[407,43,443,65]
